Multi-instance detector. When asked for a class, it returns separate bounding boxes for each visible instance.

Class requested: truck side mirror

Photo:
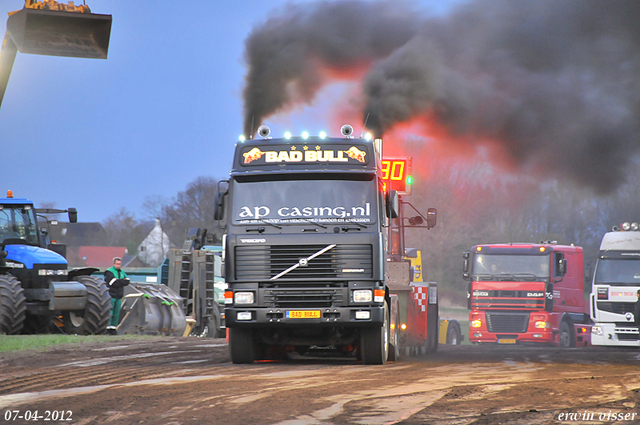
[426,208,437,228]
[67,208,77,223]
[559,259,567,276]
[462,251,470,278]
[385,190,399,219]
[214,191,226,221]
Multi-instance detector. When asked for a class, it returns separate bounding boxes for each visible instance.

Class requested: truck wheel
[229,327,256,364]
[447,323,462,345]
[559,320,574,349]
[0,275,26,335]
[360,301,389,365]
[63,276,111,335]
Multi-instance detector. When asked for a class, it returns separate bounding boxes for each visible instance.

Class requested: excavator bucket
[116,283,188,337]
[6,8,111,58]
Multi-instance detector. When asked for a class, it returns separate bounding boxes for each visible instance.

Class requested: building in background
[138,218,171,267]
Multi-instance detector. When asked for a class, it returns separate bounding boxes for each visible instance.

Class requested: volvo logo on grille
[241,238,266,243]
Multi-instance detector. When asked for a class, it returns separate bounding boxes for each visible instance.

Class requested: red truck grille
[472,290,544,310]
[486,312,529,333]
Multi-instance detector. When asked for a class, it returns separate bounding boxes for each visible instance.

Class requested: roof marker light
[7,190,13,198]
[239,135,246,142]
[364,132,372,140]
[284,131,292,139]
[623,222,631,231]
[319,131,327,139]
[476,246,482,252]
[632,222,639,231]
[540,247,546,252]
[301,131,309,139]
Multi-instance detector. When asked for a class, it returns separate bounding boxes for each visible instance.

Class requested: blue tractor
[0,191,111,335]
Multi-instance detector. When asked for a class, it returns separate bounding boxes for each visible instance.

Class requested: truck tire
[63,276,111,335]
[229,327,257,364]
[0,275,26,335]
[360,301,389,365]
[559,320,574,349]
[446,323,462,345]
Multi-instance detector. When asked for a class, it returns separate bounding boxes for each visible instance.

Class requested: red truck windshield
[472,254,550,281]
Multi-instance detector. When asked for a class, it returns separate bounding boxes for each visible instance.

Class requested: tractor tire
[559,320,574,349]
[360,301,389,365]
[63,276,111,335]
[446,323,462,345]
[229,327,257,364]
[0,274,26,335]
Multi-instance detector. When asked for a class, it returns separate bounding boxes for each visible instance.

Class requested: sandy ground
[1,338,640,425]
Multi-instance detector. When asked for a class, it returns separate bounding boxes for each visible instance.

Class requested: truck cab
[591,224,640,346]
[464,243,590,347]
[217,127,397,364]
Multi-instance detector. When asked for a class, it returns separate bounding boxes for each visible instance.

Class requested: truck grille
[486,312,529,333]
[597,302,636,315]
[264,288,344,308]
[235,244,372,281]
[472,290,545,310]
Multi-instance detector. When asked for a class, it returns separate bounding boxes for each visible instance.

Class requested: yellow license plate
[498,338,517,344]
[286,310,321,319]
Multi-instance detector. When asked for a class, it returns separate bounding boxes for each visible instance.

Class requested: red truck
[463,243,591,348]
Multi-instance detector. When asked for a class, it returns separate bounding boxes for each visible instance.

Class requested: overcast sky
[0,0,462,223]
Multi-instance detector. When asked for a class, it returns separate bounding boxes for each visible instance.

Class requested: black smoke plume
[243,0,640,192]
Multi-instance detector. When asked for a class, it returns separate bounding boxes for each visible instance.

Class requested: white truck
[591,223,640,346]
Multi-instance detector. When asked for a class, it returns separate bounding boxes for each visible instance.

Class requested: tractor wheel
[63,276,111,335]
[229,327,257,364]
[0,274,26,335]
[559,320,574,349]
[360,301,389,365]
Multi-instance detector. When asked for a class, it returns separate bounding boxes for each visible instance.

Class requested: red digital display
[381,157,412,195]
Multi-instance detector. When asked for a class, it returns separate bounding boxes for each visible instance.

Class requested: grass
[0,334,155,353]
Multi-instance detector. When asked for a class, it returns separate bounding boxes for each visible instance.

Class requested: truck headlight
[353,289,372,303]
[237,312,252,321]
[592,325,603,336]
[234,292,255,305]
[534,321,550,329]
[471,319,482,328]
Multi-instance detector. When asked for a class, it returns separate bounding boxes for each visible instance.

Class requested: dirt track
[1,338,640,425]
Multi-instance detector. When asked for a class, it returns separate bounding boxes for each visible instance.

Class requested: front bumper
[591,323,640,347]
[226,305,384,328]
[469,330,554,344]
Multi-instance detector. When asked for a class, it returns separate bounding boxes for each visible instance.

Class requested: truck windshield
[0,206,39,245]
[231,176,377,225]
[594,259,640,286]
[472,254,549,280]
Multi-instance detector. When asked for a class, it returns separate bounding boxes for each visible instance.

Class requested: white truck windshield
[594,259,640,286]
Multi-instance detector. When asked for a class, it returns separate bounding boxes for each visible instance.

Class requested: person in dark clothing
[104,257,130,335]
